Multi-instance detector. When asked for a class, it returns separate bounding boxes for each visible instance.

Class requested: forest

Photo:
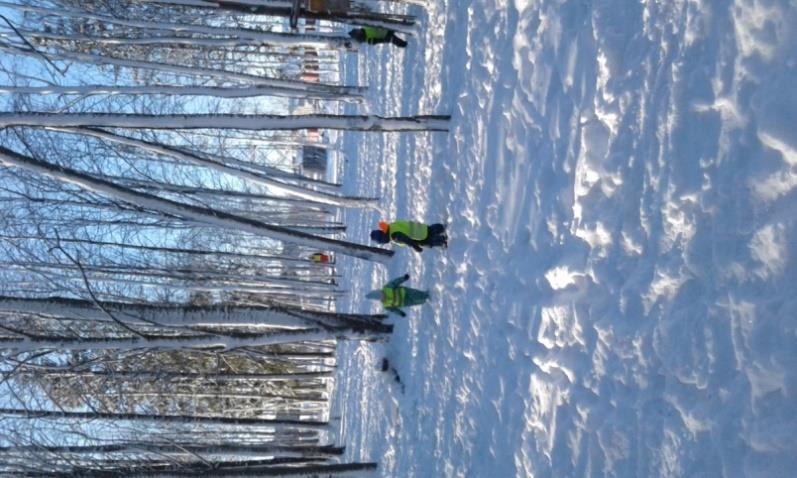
[0,0,438,475]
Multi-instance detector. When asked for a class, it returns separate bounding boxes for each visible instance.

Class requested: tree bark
[0,112,451,132]
[139,0,416,31]
[0,84,352,99]
[0,296,387,330]
[0,145,394,262]
[0,329,352,352]
[0,407,328,429]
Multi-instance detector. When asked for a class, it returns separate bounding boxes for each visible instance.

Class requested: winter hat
[365,290,383,300]
[378,221,389,233]
[370,230,389,243]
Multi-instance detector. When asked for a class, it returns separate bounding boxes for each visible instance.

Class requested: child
[348,27,408,48]
[365,273,429,317]
[370,220,447,252]
[309,252,330,263]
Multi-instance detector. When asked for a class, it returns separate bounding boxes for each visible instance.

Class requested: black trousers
[422,223,447,247]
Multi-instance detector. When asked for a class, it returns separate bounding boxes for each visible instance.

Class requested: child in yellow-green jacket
[365,274,429,317]
[348,27,408,48]
[370,220,447,252]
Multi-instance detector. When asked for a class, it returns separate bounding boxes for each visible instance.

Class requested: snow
[333,0,797,476]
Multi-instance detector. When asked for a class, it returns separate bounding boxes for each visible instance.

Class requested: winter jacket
[388,221,429,251]
[381,275,429,316]
[363,27,390,42]
[310,252,329,263]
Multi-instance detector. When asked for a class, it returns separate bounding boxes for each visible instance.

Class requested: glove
[403,273,410,280]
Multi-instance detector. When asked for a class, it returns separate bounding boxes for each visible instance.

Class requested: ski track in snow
[335,0,797,476]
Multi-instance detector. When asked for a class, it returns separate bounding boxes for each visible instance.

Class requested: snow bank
[335,0,797,475]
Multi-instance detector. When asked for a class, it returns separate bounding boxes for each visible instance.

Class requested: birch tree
[0,144,395,261]
[0,111,451,131]
[0,1,434,474]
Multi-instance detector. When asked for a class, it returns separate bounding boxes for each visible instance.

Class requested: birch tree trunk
[0,296,386,330]
[19,461,377,477]
[0,145,394,262]
[0,234,315,264]
[3,261,338,292]
[0,407,328,429]
[137,0,416,32]
[0,328,373,352]
[0,442,344,456]
[0,112,450,132]
[1,1,353,47]
[0,84,354,99]
[3,369,332,381]
[22,30,349,49]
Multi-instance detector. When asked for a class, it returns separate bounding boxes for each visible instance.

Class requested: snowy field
[333,0,797,476]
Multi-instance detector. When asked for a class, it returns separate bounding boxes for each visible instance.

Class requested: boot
[391,35,408,48]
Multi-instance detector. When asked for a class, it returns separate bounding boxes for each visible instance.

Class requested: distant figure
[380,358,404,391]
[370,220,447,252]
[365,273,429,317]
[309,252,330,263]
[348,27,408,48]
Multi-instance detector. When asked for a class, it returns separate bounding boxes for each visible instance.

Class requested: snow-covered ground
[333,0,797,476]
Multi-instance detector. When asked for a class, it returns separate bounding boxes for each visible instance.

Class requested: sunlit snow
[334,0,797,476]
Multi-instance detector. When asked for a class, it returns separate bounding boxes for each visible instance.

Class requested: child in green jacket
[348,27,408,48]
[365,274,429,317]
